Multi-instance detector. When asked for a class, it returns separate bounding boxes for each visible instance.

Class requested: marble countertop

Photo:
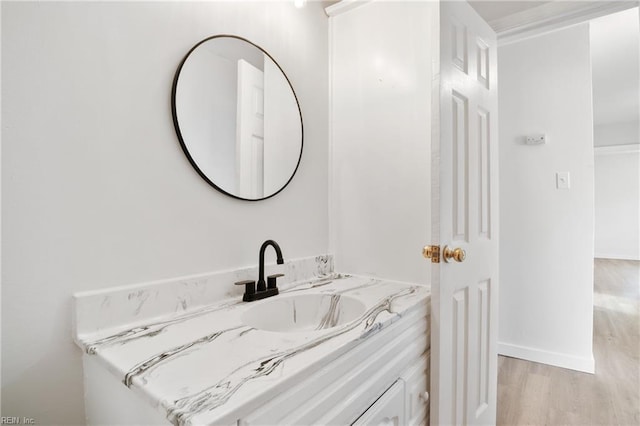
[77,273,430,425]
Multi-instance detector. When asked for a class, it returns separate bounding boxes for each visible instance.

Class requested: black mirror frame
[171,34,304,202]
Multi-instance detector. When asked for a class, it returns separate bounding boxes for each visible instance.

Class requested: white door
[429,2,499,425]
[236,59,265,199]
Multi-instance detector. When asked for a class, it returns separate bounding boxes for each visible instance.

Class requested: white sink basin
[241,293,366,333]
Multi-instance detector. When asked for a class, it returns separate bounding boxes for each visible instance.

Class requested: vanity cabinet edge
[238,306,430,426]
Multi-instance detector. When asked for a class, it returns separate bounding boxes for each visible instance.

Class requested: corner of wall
[498,342,595,374]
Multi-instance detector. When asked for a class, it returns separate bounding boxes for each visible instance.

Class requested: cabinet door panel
[402,352,430,426]
[352,380,405,426]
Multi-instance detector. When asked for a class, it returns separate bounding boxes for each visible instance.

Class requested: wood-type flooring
[497,259,640,425]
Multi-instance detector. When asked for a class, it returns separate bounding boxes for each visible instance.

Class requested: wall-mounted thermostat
[526,134,546,145]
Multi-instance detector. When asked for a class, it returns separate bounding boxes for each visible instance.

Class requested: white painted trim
[594,144,640,155]
[324,0,372,17]
[328,14,336,259]
[496,1,638,46]
[498,342,595,374]
[0,0,3,414]
[595,253,640,261]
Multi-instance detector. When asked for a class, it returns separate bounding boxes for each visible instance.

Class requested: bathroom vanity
[73,256,430,425]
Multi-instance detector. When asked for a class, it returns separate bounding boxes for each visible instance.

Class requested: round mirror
[172,35,303,201]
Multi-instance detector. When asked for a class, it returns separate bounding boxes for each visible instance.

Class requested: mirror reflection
[172,35,303,200]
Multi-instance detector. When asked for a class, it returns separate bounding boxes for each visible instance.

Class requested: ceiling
[325,1,551,21]
[468,1,551,23]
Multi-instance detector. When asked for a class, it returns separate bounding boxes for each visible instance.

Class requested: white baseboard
[595,253,640,261]
[498,342,595,374]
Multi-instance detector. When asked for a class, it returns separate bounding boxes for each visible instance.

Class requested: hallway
[497,258,640,425]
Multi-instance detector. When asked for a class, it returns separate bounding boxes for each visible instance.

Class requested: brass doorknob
[443,246,465,263]
[422,245,440,263]
[422,245,436,259]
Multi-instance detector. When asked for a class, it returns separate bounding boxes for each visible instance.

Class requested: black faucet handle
[234,280,256,297]
[267,273,284,289]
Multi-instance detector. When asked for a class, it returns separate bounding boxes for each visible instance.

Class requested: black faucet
[235,240,285,302]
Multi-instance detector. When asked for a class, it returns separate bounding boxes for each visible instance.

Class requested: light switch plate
[556,171,570,189]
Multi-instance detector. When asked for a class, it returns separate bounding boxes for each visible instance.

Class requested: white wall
[1,2,328,424]
[330,1,433,285]
[498,25,595,373]
[590,7,639,126]
[594,146,640,260]
[594,120,640,147]
[590,7,639,261]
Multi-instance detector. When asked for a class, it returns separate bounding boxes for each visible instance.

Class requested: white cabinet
[82,297,430,426]
[352,380,405,426]
[240,354,429,426]
[402,352,430,426]
[349,354,430,426]
[239,308,429,426]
